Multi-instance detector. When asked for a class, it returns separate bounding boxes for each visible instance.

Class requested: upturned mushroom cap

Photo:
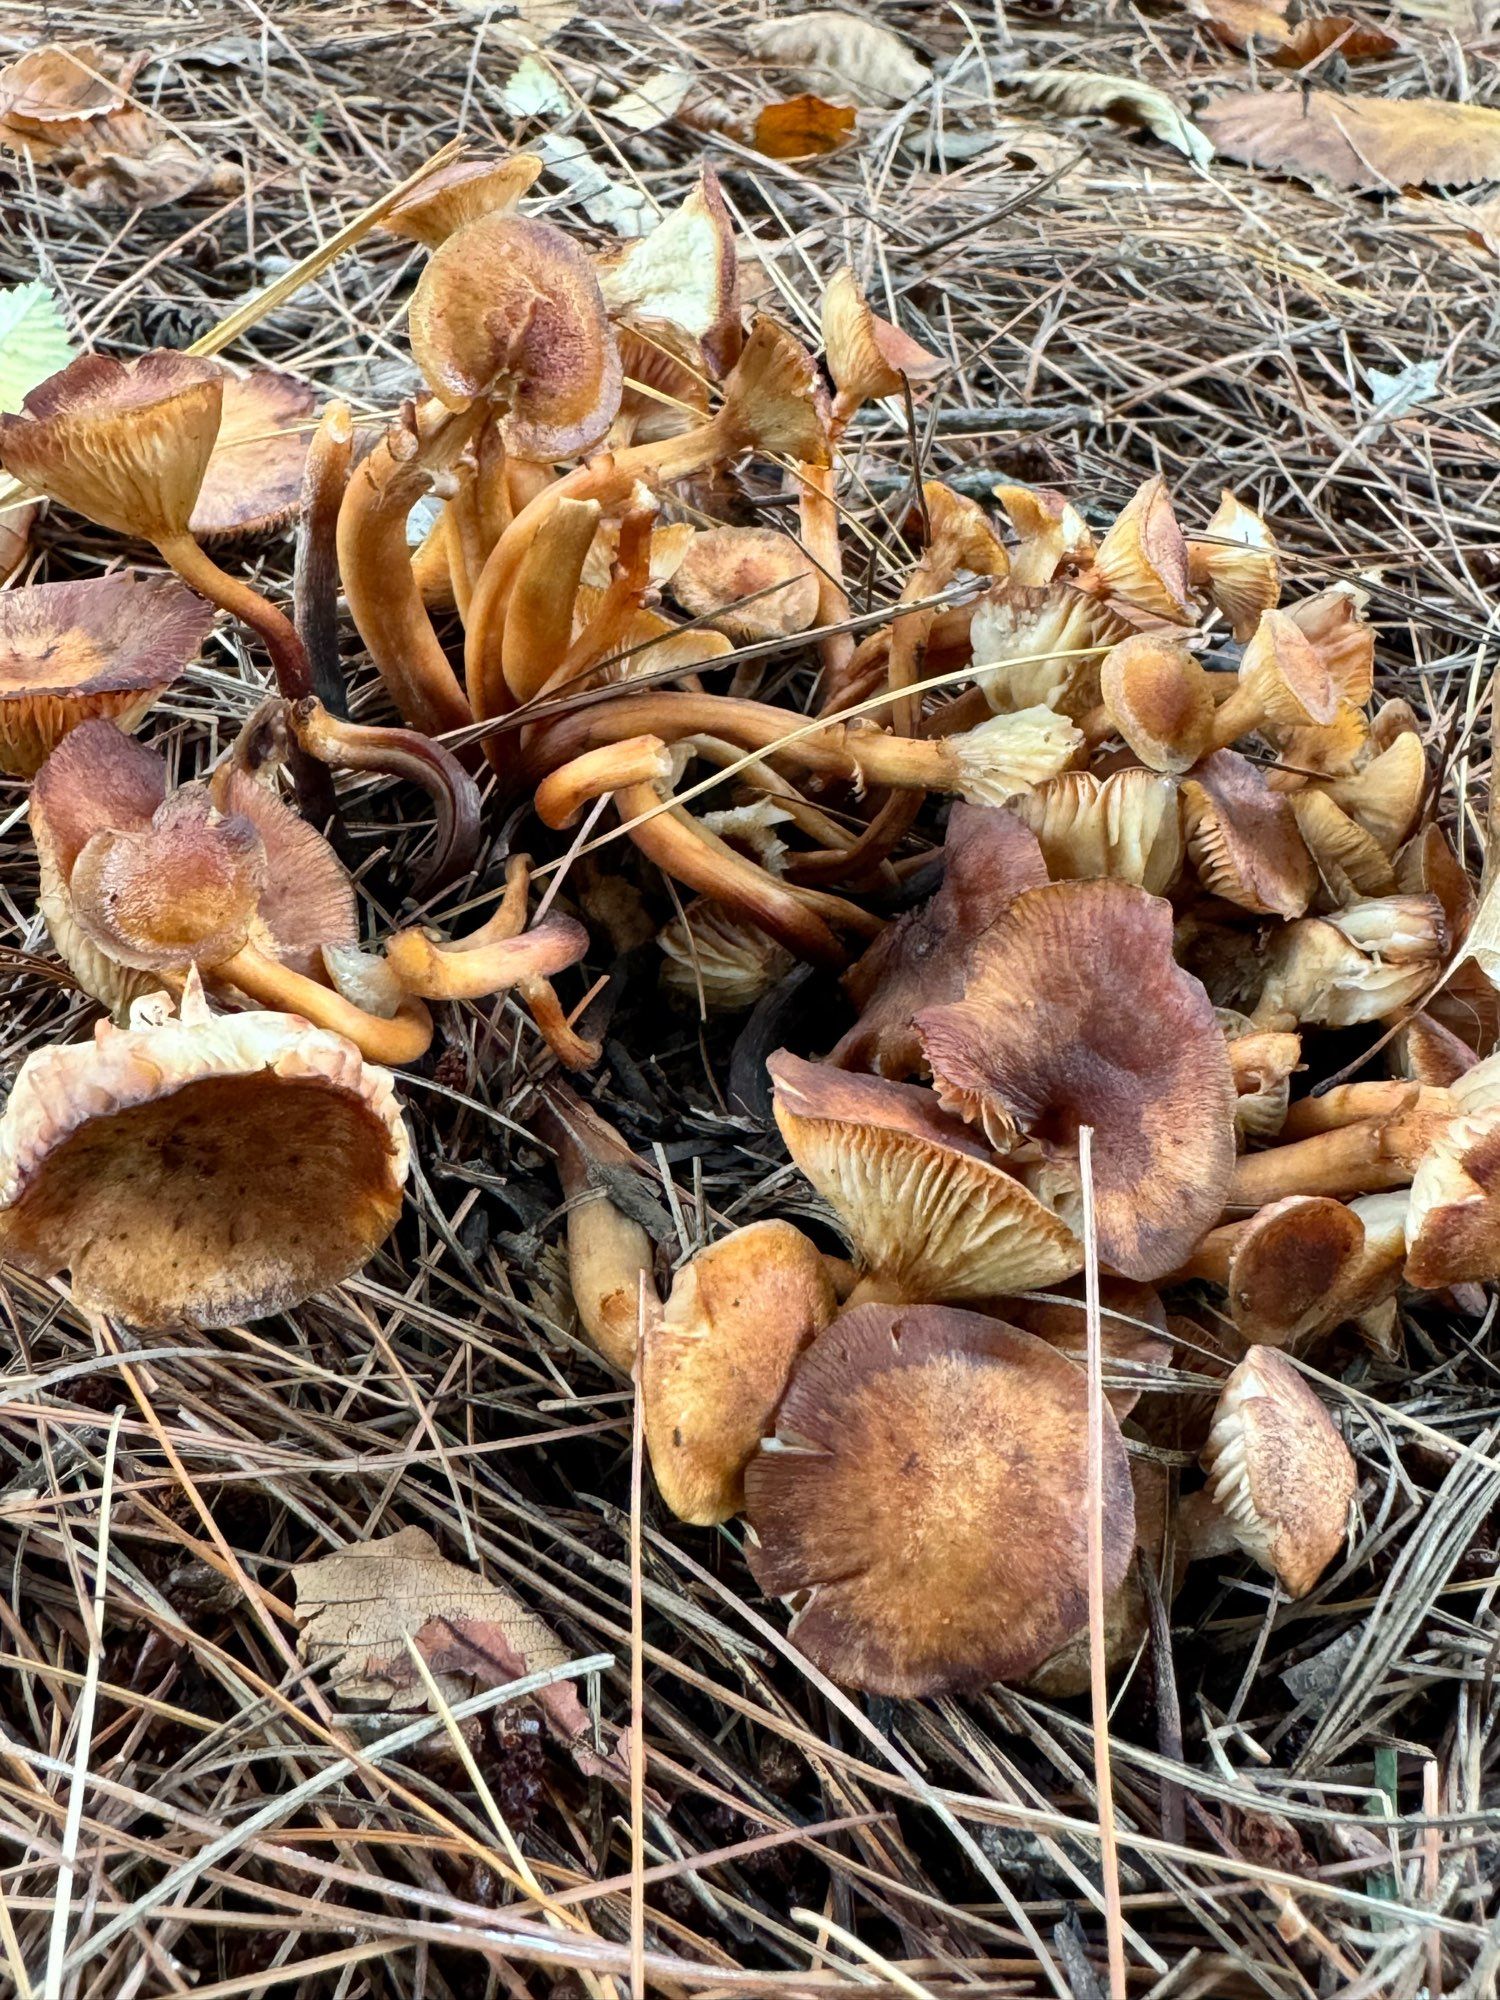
[409,214,623,457]
[0,977,408,1330]
[669,527,820,642]
[383,153,543,248]
[189,369,316,541]
[0,350,223,540]
[943,707,1083,805]
[990,485,1095,589]
[643,1219,836,1525]
[918,879,1237,1280]
[1237,608,1342,731]
[1222,1196,1367,1346]
[769,1053,1082,1300]
[1405,1053,1500,1287]
[719,314,832,466]
[659,899,795,1012]
[1099,635,1215,773]
[0,573,212,775]
[612,320,712,443]
[1197,1347,1355,1597]
[1292,789,1398,907]
[209,768,358,976]
[821,265,945,410]
[1085,475,1193,621]
[743,1301,1135,1695]
[1008,768,1184,893]
[1188,491,1279,640]
[970,580,1126,717]
[596,170,743,379]
[1287,584,1374,708]
[1316,731,1428,855]
[1182,750,1315,919]
[830,805,1048,1078]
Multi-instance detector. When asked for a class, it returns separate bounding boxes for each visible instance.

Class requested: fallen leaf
[604,67,694,132]
[1183,0,1291,50]
[499,51,571,119]
[293,1525,616,1773]
[0,280,74,414]
[0,42,147,160]
[534,132,656,236]
[1009,69,1215,167]
[63,137,241,209]
[754,94,857,158]
[1272,14,1402,63]
[745,11,930,107]
[1202,88,1500,190]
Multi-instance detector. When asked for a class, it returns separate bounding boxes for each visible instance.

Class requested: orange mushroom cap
[1086,475,1193,621]
[1099,634,1215,774]
[383,153,543,248]
[821,265,945,411]
[669,527,820,643]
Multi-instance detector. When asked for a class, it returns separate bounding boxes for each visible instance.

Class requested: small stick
[296,401,354,719]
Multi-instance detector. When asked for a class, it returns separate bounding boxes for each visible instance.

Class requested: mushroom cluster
[0,151,1486,1695]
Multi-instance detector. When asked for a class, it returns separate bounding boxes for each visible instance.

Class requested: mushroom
[768,1052,1082,1304]
[383,153,543,247]
[970,580,1127,719]
[532,1086,659,1372]
[742,1301,1136,1695]
[1025,1455,1171,1698]
[990,485,1095,590]
[1098,635,1215,774]
[918,879,1237,1280]
[1008,767,1184,893]
[596,170,743,381]
[1397,1011,1477,1090]
[0,974,408,1330]
[642,1218,837,1525]
[1290,789,1398,907]
[1006,1277,1172,1419]
[1185,1347,1356,1598]
[1187,491,1279,641]
[189,369,316,542]
[1218,1011,1301,1144]
[669,527,820,643]
[659,899,796,1013]
[1405,1053,1500,1287]
[1251,894,1447,1032]
[1080,475,1194,622]
[1313,730,1427,855]
[0,572,212,775]
[1181,750,1315,918]
[1175,1196,1367,1347]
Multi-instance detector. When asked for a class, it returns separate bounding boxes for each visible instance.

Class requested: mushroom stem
[500,496,603,701]
[801,459,856,710]
[215,942,435,1065]
[535,736,679,829]
[1280,1081,1453,1139]
[1226,1109,1443,1207]
[294,400,354,719]
[289,698,481,896]
[517,973,602,1071]
[383,911,588,1002]
[1173,1220,1249,1287]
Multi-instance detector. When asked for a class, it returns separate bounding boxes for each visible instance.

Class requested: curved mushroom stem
[384,911,589,1002]
[294,400,354,719]
[334,397,481,735]
[516,973,602,1071]
[501,497,604,702]
[215,941,435,1065]
[1226,1107,1444,1207]
[289,697,482,896]
[535,736,680,830]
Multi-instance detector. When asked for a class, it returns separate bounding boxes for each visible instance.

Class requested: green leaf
[0,281,74,415]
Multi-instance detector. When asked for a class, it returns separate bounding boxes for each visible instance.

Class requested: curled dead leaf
[1183,0,1291,50]
[1202,88,1500,190]
[754,94,858,158]
[745,11,930,107]
[64,138,241,209]
[1008,68,1214,166]
[0,42,148,161]
[1272,15,1402,64]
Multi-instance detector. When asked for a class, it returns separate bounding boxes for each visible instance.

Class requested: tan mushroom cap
[918,879,1237,1280]
[1292,789,1397,907]
[669,527,820,642]
[189,369,316,541]
[1224,1196,1366,1346]
[643,1219,836,1525]
[612,320,712,445]
[1405,1053,1500,1287]
[1287,584,1375,708]
[743,1301,1136,1695]
[769,1052,1082,1300]
[1100,634,1215,773]
[1006,1276,1172,1418]
[383,153,543,248]
[990,485,1095,589]
[1254,895,1447,1031]
[596,170,742,378]
[209,767,358,976]
[0,977,408,1330]
[821,265,945,410]
[1182,750,1315,919]
[970,580,1126,718]
[1026,1453,1171,1697]
[0,573,212,775]
[1316,731,1427,855]
[831,804,1049,1079]
[1188,490,1280,641]
[1198,1347,1355,1597]
[0,350,223,541]
[1009,767,1184,893]
[1219,1011,1301,1143]
[409,214,623,458]
[1086,475,1193,621]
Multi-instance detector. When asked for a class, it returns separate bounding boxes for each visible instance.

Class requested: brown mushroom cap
[643,1219,836,1525]
[0,980,409,1330]
[0,350,223,541]
[409,215,623,458]
[1397,1011,1477,1090]
[990,485,1095,590]
[210,768,358,976]
[383,154,543,248]
[1287,584,1374,708]
[1188,490,1279,641]
[769,1052,1082,1300]
[1224,1196,1367,1346]
[189,369,316,541]
[821,265,945,409]
[1237,608,1342,731]
[1006,1276,1171,1419]
[831,805,1049,1079]
[0,573,212,775]
[669,527,820,642]
[918,879,1237,1280]
[596,170,742,379]
[743,1301,1136,1695]
[1405,1053,1500,1287]
[1100,634,1215,773]
[1182,750,1315,919]
[1087,475,1193,621]
[1198,1347,1355,1597]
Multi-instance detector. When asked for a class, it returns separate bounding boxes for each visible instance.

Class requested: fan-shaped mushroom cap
[1235,607,1343,733]
[0,573,212,775]
[769,1053,1082,1300]
[743,1301,1135,1695]
[643,1219,836,1525]
[719,314,831,466]
[0,978,408,1330]
[597,170,742,378]
[1085,475,1193,621]
[1007,1276,1171,1419]
[189,369,316,541]
[918,879,1237,1280]
[990,485,1095,589]
[1316,732,1427,855]
[208,768,358,976]
[409,215,623,458]
[0,351,223,541]
[1182,750,1315,919]
[941,707,1083,804]
[970,581,1125,718]
[383,153,543,248]
[1405,1053,1500,1287]
[1188,491,1279,641]
[1219,1011,1301,1144]
[1395,823,1473,945]
[1197,1347,1355,1597]
[659,899,795,1012]
[831,805,1049,1078]
[1100,635,1214,773]
[821,265,945,411]
[1292,789,1397,907]
[1254,895,1447,1031]
[1008,767,1184,893]
[1287,584,1374,708]
[669,527,819,642]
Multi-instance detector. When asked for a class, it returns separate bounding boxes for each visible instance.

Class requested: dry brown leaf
[745,11,930,107]
[64,138,241,209]
[1185,0,1289,46]
[1009,68,1215,166]
[754,94,857,158]
[1272,15,1402,63]
[0,42,149,162]
[1202,88,1500,190]
[293,1525,618,1775]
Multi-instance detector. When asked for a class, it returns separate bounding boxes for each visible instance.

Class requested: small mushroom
[669,527,820,643]
[1313,730,1427,855]
[1176,1196,1366,1347]
[596,170,743,381]
[1405,1054,1500,1287]
[642,1219,837,1525]
[0,573,212,775]
[970,580,1127,719]
[1009,767,1184,893]
[1182,750,1315,918]
[990,485,1095,589]
[742,1301,1136,1695]
[1081,475,1194,621]
[659,899,796,1013]
[1251,894,1447,1031]
[1218,1011,1301,1144]
[0,975,408,1330]
[1291,789,1398,907]
[1188,490,1279,640]
[1099,635,1215,773]
[383,153,543,247]
[189,369,316,542]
